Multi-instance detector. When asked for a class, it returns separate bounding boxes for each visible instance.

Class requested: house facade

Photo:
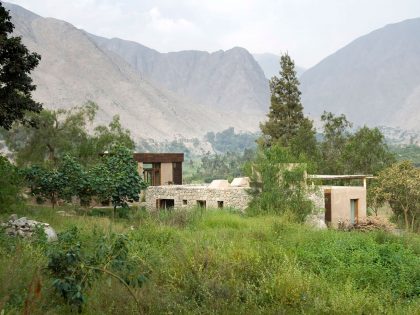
[308,175,369,227]
[133,153,184,186]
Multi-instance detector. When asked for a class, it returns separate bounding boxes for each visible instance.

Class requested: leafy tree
[372,161,420,231]
[260,53,311,147]
[319,111,352,174]
[246,144,314,220]
[0,3,42,130]
[289,119,320,162]
[24,165,64,208]
[3,102,134,167]
[93,146,147,217]
[82,115,135,166]
[58,155,93,206]
[342,126,395,175]
[0,155,23,211]
[4,102,97,166]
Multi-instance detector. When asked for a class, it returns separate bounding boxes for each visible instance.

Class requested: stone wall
[145,184,251,211]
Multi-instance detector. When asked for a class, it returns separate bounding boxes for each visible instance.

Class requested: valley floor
[0,206,419,314]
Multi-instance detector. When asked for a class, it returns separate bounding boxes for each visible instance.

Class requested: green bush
[246,145,314,220]
[0,155,24,212]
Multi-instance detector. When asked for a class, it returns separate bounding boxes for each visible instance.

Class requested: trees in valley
[2,101,134,167]
[24,146,146,211]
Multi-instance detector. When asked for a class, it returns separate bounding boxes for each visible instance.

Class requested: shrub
[246,145,314,220]
[0,155,24,212]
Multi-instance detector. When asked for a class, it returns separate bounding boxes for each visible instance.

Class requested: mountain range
[3,2,420,142]
[300,18,420,130]
[4,2,269,140]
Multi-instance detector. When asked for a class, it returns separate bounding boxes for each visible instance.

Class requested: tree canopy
[372,161,420,231]
[2,101,134,167]
[260,53,313,148]
[0,3,42,130]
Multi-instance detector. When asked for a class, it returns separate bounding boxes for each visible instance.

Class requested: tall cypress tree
[260,53,307,147]
[0,3,42,130]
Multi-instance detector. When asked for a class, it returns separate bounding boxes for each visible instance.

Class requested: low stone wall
[145,184,251,211]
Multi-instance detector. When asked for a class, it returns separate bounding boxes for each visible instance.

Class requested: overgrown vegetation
[186,149,255,183]
[245,145,314,220]
[0,207,418,314]
[2,102,134,167]
[23,145,146,213]
[0,156,23,212]
[371,161,420,232]
[204,127,258,153]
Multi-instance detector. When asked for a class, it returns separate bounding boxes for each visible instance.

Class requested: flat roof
[308,174,374,180]
[133,153,184,163]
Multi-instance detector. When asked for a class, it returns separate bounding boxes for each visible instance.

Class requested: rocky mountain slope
[89,35,269,114]
[300,18,420,131]
[5,3,268,140]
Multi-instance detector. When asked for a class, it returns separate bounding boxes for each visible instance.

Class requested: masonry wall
[145,185,251,211]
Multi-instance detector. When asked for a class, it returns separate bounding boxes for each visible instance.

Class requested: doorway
[324,191,331,224]
[350,199,359,224]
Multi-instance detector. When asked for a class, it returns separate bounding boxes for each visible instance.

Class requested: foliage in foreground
[246,144,314,220]
[0,207,418,314]
[0,156,24,212]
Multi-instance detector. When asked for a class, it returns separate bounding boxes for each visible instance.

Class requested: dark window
[157,199,174,209]
[183,200,188,205]
[197,200,206,208]
[217,201,224,208]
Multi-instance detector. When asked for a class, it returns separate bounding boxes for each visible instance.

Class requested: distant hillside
[89,35,270,114]
[253,53,305,79]
[4,3,269,140]
[300,18,420,130]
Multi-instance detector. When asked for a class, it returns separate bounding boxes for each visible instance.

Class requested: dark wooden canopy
[133,153,184,163]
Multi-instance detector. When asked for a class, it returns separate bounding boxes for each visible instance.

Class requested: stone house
[145,178,251,210]
[136,153,369,227]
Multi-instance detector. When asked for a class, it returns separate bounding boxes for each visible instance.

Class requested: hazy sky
[7,0,420,68]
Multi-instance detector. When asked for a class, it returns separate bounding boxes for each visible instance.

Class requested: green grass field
[0,206,419,314]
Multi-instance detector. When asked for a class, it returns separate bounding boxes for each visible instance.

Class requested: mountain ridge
[300,17,420,130]
[4,2,268,140]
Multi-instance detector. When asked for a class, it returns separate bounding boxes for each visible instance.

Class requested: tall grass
[0,206,419,314]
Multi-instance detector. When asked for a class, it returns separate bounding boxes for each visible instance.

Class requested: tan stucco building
[308,175,369,227]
